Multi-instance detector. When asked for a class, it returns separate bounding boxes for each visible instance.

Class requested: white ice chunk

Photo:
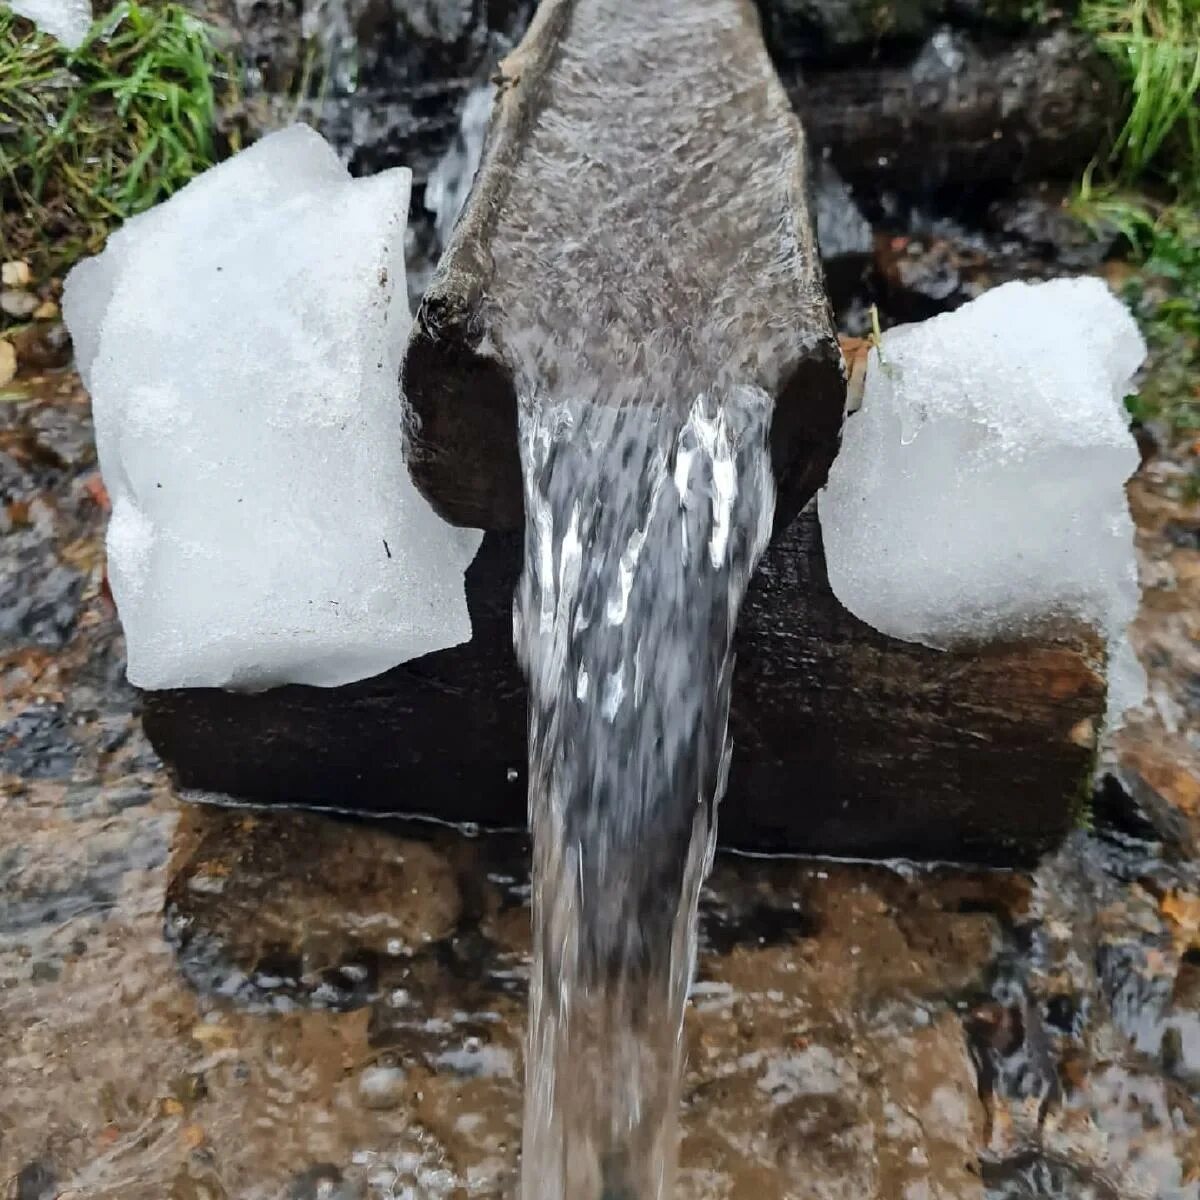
[64,124,483,691]
[819,277,1146,713]
[9,0,92,48]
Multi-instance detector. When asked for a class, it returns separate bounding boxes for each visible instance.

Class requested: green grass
[1078,0,1200,182]
[0,1,238,278]
[1074,0,1199,449]
[1074,186,1199,439]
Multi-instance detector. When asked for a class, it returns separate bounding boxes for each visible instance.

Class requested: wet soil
[2,361,1199,1198]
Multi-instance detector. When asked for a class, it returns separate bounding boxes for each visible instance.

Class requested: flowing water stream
[485,2,821,1191]
[515,387,775,1198]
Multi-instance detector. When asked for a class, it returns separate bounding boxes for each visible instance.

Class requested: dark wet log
[790,30,1116,194]
[726,507,1104,861]
[756,0,1069,65]
[143,508,1104,865]
[402,0,845,532]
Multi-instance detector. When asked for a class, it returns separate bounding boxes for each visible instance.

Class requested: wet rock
[0,561,86,650]
[14,1160,56,1200]
[288,1163,365,1200]
[223,0,532,179]
[165,806,464,1009]
[0,705,80,780]
[757,0,1055,65]
[404,0,845,533]
[228,0,305,93]
[987,185,1118,270]
[813,158,875,314]
[1,289,39,319]
[357,1064,408,1109]
[869,203,1104,322]
[9,321,72,370]
[760,0,948,62]
[1094,768,1193,854]
[982,1153,1123,1199]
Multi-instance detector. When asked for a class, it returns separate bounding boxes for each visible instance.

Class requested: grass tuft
[0,1,239,278]
[1074,184,1199,439]
[1078,0,1200,181]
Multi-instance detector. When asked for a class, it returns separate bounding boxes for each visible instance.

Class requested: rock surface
[791,29,1115,194]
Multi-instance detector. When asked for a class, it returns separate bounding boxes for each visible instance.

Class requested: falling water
[426,83,497,251]
[513,377,775,1199]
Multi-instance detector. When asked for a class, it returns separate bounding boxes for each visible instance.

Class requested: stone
[812,158,874,313]
[0,339,16,387]
[32,301,59,321]
[9,322,71,370]
[791,29,1116,193]
[221,0,533,178]
[2,260,32,287]
[357,1065,408,1109]
[1,290,40,319]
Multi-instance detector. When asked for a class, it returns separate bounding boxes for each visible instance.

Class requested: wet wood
[401,0,846,532]
[143,507,1104,865]
[791,31,1117,194]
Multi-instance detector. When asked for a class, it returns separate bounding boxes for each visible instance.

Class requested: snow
[819,277,1147,719]
[63,124,482,691]
[9,0,91,48]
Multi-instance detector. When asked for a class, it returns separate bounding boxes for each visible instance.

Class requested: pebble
[357,1065,407,1110]
[1,289,39,319]
[1,260,31,287]
[0,339,15,387]
[10,322,72,370]
[33,301,58,321]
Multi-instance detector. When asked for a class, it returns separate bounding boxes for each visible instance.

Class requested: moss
[1071,755,1097,832]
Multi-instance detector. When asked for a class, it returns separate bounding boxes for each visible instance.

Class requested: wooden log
[142,507,1104,865]
[401,0,846,532]
[790,30,1117,195]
